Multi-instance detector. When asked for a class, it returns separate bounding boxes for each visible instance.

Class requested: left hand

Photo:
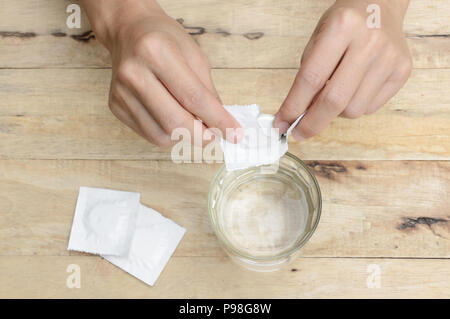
[274,0,412,141]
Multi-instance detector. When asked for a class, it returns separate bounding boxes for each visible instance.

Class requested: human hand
[81,0,242,147]
[274,0,412,141]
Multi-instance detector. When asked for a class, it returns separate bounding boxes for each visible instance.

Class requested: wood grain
[1,160,448,258]
[2,34,448,69]
[0,0,449,298]
[0,68,448,160]
[2,0,447,35]
[0,0,449,68]
[1,256,449,298]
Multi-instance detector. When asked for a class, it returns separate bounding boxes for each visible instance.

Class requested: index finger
[274,29,350,133]
[153,48,243,143]
[292,46,372,140]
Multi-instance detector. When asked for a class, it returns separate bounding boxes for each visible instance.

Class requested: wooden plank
[0,1,448,68]
[1,160,449,258]
[1,34,448,69]
[1,0,448,35]
[0,256,449,298]
[0,68,449,160]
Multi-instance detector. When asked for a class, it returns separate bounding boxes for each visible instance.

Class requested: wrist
[80,0,165,50]
[397,0,410,13]
[379,0,410,16]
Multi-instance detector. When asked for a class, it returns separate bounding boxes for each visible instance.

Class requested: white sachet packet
[102,204,186,286]
[221,104,304,171]
[67,187,140,256]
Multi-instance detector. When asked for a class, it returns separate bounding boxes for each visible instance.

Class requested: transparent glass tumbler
[208,152,322,272]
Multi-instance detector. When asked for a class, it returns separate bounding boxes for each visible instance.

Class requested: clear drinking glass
[207,152,322,272]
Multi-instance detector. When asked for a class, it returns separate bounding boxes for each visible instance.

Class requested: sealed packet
[102,204,186,286]
[67,187,140,255]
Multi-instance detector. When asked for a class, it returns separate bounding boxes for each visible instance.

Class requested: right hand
[87,1,242,147]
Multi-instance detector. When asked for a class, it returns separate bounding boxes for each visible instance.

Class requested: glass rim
[207,152,322,261]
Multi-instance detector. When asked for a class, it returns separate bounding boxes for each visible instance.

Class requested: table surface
[0,0,449,298]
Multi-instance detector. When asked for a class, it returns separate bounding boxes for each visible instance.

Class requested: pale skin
[80,0,412,145]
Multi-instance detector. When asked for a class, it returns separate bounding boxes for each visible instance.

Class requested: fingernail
[292,130,305,141]
[274,121,290,134]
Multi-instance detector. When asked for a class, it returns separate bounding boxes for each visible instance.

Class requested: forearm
[79,0,164,48]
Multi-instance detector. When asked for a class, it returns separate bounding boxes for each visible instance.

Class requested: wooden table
[0,0,449,298]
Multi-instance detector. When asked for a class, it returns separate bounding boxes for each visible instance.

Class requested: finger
[113,83,173,147]
[109,95,146,140]
[366,59,412,115]
[365,80,406,115]
[189,61,221,102]
[292,46,373,140]
[340,59,393,119]
[185,51,221,101]
[300,34,316,66]
[118,65,211,147]
[200,68,221,101]
[274,28,351,133]
[152,45,242,143]
[169,27,222,101]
